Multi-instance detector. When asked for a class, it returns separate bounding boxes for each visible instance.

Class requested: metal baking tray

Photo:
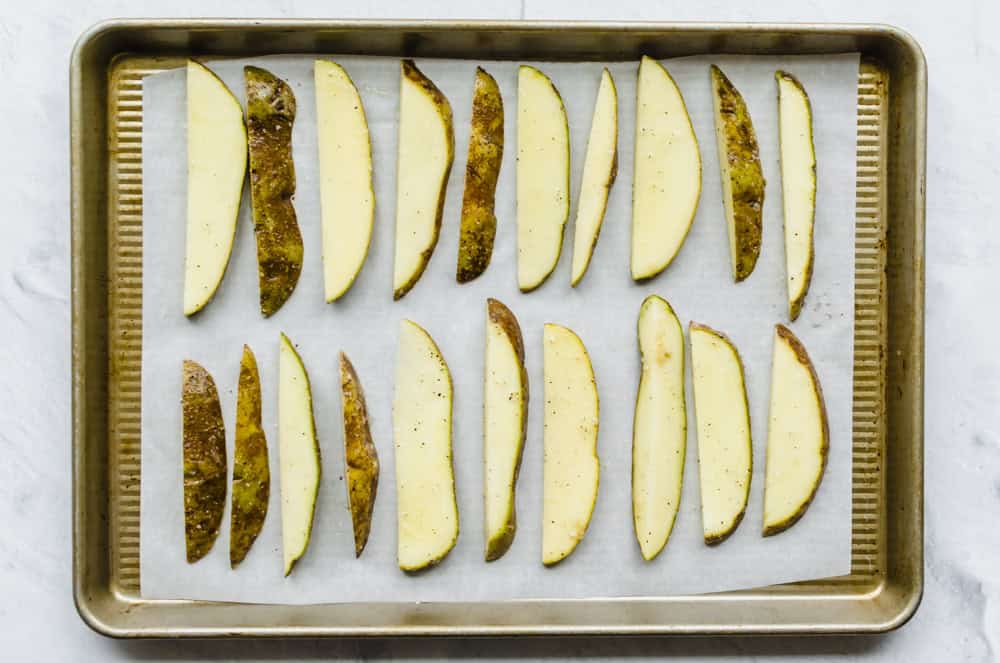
[70,19,925,638]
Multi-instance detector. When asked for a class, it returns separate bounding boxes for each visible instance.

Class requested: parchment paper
[141,53,859,603]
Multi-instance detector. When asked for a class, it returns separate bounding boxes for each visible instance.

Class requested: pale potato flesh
[483,300,527,560]
[632,295,686,560]
[315,60,375,302]
[763,325,829,535]
[570,68,618,287]
[278,333,321,576]
[393,320,458,571]
[517,66,570,292]
[393,62,454,299]
[184,60,247,316]
[542,324,600,565]
[689,324,752,544]
[631,56,701,281]
[776,72,817,320]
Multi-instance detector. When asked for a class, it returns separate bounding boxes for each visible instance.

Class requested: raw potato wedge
[393,320,459,571]
[456,67,504,283]
[315,60,375,302]
[542,324,600,566]
[393,60,455,300]
[631,56,701,281]
[570,68,618,287]
[762,324,829,536]
[278,333,321,576]
[483,298,528,561]
[711,65,765,282]
[246,66,303,316]
[340,352,380,557]
[181,360,227,563]
[230,345,270,567]
[689,323,752,544]
[632,295,686,561]
[517,66,570,292]
[776,71,817,320]
[184,61,247,316]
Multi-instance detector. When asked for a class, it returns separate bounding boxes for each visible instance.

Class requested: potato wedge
[184,61,246,316]
[570,68,618,287]
[393,60,455,300]
[278,333,321,576]
[483,298,528,561]
[631,56,701,281]
[182,359,227,563]
[517,66,570,292]
[542,324,600,566]
[246,66,303,316]
[632,295,686,560]
[456,67,504,283]
[340,352,380,557]
[711,65,765,282]
[776,71,817,320]
[689,322,752,544]
[762,325,829,536]
[393,320,458,571]
[230,345,270,567]
[315,60,375,302]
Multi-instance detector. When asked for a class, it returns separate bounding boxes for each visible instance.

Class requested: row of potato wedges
[181,296,828,573]
[185,58,818,320]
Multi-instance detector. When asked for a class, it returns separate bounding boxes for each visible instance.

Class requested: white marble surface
[1,0,995,659]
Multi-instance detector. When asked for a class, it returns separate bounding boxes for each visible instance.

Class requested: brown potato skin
[245,66,303,317]
[229,345,270,567]
[394,60,455,300]
[763,324,830,537]
[712,65,764,282]
[457,68,504,283]
[182,360,227,563]
[484,298,528,561]
[340,352,380,557]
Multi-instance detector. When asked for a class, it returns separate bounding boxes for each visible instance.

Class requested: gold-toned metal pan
[71,19,925,637]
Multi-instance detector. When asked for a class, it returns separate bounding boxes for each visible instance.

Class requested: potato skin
[340,352,380,557]
[712,65,764,282]
[230,345,270,567]
[182,360,227,563]
[457,68,504,284]
[245,66,303,316]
